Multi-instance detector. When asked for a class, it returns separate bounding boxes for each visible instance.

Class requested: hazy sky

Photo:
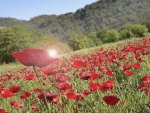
[0,0,96,20]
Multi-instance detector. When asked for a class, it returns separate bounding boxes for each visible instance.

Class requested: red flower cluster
[138,75,150,96]
[0,38,149,112]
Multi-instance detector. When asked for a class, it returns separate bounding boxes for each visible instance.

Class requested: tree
[119,24,148,39]
[87,32,102,46]
[101,29,120,43]
[68,33,95,50]
[0,27,40,63]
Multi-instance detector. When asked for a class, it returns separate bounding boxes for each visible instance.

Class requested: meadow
[0,38,150,113]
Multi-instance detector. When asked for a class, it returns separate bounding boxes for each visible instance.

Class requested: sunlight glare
[48,49,57,58]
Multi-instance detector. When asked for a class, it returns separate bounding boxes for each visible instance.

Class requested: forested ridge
[0,0,150,39]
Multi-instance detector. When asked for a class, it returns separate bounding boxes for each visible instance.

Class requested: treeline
[0,27,71,64]
[68,23,150,50]
[0,0,150,39]
[0,22,150,64]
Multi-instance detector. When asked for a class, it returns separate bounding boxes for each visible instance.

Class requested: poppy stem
[74,103,78,113]
[33,66,51,113]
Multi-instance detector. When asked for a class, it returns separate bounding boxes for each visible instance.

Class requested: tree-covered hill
[0,0,150,39]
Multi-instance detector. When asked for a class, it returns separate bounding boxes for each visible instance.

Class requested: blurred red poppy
[106,69,115,76]
[25,73,35,80]
[124,70,133,76]
[0,90,15,98]
[9,85,21,93]
[83,90,91,95]
[66,92,76,100]
[89,81,99,91]
[38,92,57,103]
[57,81,72,90]
[10,101,24,109]
[99,80,115,91]
[71,61,86,68]
[133,63,141,69]
[12,49,56,68]
[142,75,150,84]
[31,105,38,112]
[33,88,42,93]
[20,91,31,99]
[103,95,120,105]
[0,109,6,113]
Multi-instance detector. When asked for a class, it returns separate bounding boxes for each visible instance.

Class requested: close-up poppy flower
[12,49,56,68]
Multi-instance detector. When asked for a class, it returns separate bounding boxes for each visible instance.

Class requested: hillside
[0,0,150,39]
[0,38,150,113]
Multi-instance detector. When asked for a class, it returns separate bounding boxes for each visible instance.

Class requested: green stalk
[33,66,51,113]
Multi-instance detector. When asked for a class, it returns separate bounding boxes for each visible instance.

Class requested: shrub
[68,33,95,50]
[119,24,148,39]
[87,32,102,46]
[101,29,120,43]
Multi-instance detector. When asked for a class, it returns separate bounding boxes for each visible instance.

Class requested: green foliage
[96,30,107,40]
[87,32,102,46]
[119,28,134,39]
[119,24,148,39]
[142,21,150,32]
[68,33,95,50]
[0,27,40,63]
[101,29,120,43]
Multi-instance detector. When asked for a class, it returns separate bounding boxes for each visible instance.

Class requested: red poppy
[51,98,59,104]
[12,49,56,68]
[42,67,56,75]
[89,81,99,91]
[0,109,6,113]
[138,84,147,90]
[80,73,90,80]
[124,70,133,76]
[122,63,132,70]
[9,85,21,93]
[89,73,100,80]
[106,69,115,76]
[71,61,86,68]
[20,91,31,99]
[133,63,141,69]
[99,80,115,91]
[25,73,35,80]
[10,101,24,109]
[57,75,68,82]
[31,105,38,112]
[66,92,76,100]
[0,90,15,98]
[103,95,120,105]
[83,90,91,95]
[142,75,150,84]
[33,88,42,93]
[57,82,72,90]
[38,92,57,103]
[75,94,84,101]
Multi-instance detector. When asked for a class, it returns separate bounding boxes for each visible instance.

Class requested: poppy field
[0,38,150,113]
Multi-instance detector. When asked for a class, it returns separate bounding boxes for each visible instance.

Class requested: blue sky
[0,0,96,20]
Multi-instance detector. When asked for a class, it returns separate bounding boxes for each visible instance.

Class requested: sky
[0,0,96,20]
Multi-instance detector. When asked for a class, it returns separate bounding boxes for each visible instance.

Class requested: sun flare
[48,49,57,58]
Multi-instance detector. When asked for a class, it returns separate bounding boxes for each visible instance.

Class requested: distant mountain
[0,0,150,39]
